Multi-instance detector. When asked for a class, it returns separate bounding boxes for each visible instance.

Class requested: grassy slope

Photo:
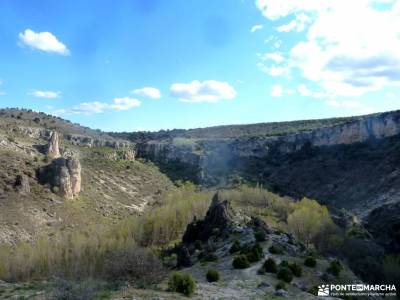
[0,109,174,244]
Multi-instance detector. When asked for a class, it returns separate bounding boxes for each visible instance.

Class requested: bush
[232,255,250,269]
[304,256,317,267]
[50,278,106,300]
[263,258,277,273]
[194,240,203,251]
[245,243,263,263]
[275,281,286,290]
[279,260,290,268]
[103,245,165,285]
[168,272,196,297]
[206,269,220,282]
[230,240,241,254]
[277,267,293,283]
[254,229,266,242]
[327,260,343,277]
[269,244,284,254]
[289,263,302,277]
[203,252,218,262]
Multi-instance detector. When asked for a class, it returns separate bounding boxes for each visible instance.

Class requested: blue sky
[0,0,399,131]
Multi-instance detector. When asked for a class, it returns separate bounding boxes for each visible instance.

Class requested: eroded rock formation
[39,155,81,199]
[182,192,235,243]
[46,131,61,159]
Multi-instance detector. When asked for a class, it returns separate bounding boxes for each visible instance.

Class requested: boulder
[46,131,61,158]
[14,174,30,194]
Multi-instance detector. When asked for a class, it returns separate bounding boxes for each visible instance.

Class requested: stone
[46,131,61,158]
[14,174,30,194]
[274,289,288,297]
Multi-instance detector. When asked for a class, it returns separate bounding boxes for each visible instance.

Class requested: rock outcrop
[46,131,61,159]
[182,192,235,243]
[39,155,81,199]
[14,174,30,194]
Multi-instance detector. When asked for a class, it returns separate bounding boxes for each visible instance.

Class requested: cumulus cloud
[255,0,400,97]
[270,85,283,97]
[132,87,161,99]
[170,80,237,103]
[110,97,141,110]
[277,13,311,32]
[250,24,264,33]
[325,99,374,114]
[29,90,60,99]
[58,97,141,115]
[18,29,70,55]
[258,52,285,63]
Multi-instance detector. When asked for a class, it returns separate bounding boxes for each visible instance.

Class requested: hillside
[0,108,399,299]
[0,108,173,245]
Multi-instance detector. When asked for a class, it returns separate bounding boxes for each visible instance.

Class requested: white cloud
[271,85,283,97]
[325,99,374,114]
[250,24,264,33]
[297,84,312,97]
[29,90,60,99]
[59,97,141,115]
[258,62,290,76]
[132,87,161,99]
[110,97,141,110]
[255,0,400,98]
[277,13,311,32]
[18,29,70,55]
[258,52,285,63]
[170,80,237,103]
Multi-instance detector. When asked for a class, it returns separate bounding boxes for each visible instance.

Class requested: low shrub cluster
[168,272,196,297]
[277,267,293,283]
[268,244,284,254]
[327,260,343,277]
[206,269,220,282]
[232,255,250,269]
[260,258,277,273]
[304,256,317,268]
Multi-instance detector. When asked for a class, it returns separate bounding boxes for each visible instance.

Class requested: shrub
[289,263,302,277]
[204,252,218,262]
[287,197,333,248]
[327,260,343,277]
[103,245,165,285]
[279,260,290,268]
[206,269,220,282]
[254,229,266,242]
[168,272,196,297]
[275,281,286,290]
[269,244,284,254]
[50,278,106,300]
[263,258,277,273]
[232,255,250,269]
[257,267,266,275]
[194,240,203,251]
[246,243,263,263]
[304,256,317,268]
[277,267,293,283]
[308,285,318,296]
[230,240,241,254]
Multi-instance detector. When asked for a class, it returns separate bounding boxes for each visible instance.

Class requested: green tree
[287,197,332,248]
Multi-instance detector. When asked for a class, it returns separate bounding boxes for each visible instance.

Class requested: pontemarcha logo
[318,284,330,296]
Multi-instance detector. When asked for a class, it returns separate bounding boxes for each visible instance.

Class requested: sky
[0,0,400,132]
